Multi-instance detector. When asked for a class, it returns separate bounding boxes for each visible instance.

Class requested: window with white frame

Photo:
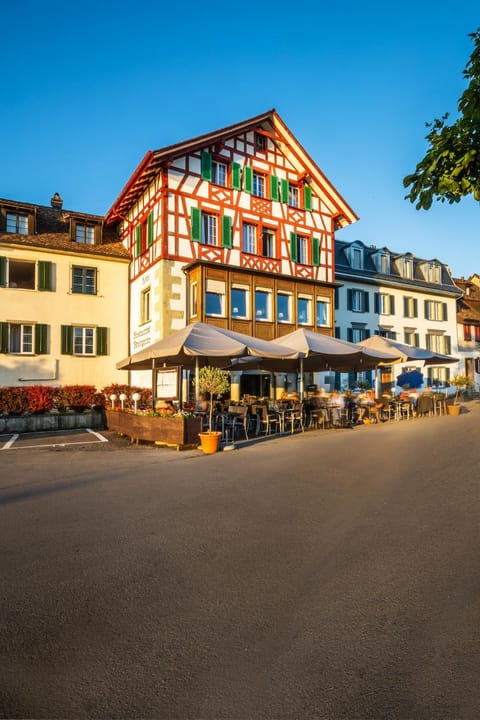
[379,254,390,274]
[73,327,95,355]
[316,298,330,326]
[212,161,227,187]
[427,366,450,384]
[297,296,311,325]
[75,223,95,244]
[404,329,419,346]
[72,266,97,294]
[427,263,441,283]
[296,235,308,265]
[349,325,368,342]
[9,323,33,353]
[425,300,446,321]
[277,292,291,323]
[261,228,275,258]
[350,289,368,312]
[377,328,397,340]
[202,213,218,246]
[255,289,271,320]
[252,172,265,198]
[403,258,413,279]
[426,333,451,354]
[288,185,299,208]
[6,259,35,289]
[141,287,151,324]
[242,223,256,254]
[403,296,418,318]
[376,293,394,315]
[6,212,28,234]
[350,247,363,269]
[231,286,249,319]
[205,278,225,317]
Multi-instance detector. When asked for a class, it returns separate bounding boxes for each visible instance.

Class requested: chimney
[50,192,63,210]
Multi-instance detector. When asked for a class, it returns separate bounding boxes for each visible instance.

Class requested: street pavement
[1,402,480,719]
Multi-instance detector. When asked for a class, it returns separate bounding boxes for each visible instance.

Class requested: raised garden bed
[0,411,105,434]
[106,411,202,450]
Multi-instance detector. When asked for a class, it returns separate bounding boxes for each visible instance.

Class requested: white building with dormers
[333,239,462,393]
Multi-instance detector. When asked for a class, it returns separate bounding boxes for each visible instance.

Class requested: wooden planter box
[106,412,202,449]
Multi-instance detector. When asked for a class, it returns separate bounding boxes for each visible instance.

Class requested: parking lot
[0,428,110,451]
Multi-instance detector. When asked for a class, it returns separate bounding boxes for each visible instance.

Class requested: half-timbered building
[105,110,357,396]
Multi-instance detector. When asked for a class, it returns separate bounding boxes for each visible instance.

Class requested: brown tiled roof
[0,233,130,260]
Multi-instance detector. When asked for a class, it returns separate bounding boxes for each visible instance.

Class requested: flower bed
[106,410,202,449]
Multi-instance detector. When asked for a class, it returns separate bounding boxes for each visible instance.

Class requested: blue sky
[2,0,479,279]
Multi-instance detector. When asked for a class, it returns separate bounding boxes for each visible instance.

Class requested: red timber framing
[105,109,357,334]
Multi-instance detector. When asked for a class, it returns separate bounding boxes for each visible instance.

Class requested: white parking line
[1,429,109,450]
[2,434,19,450]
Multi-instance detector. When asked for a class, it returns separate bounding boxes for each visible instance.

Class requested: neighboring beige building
[0,194,130,389]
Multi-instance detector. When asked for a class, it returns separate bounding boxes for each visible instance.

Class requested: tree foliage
[404,29,480,209]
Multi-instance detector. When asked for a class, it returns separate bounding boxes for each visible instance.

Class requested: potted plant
[196,366,230,453]
[448,374,470,415]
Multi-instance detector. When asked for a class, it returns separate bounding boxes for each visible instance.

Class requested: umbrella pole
[299,358,304,400]
[195,357,199,402]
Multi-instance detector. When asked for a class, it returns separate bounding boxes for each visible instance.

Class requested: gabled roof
[105,109,358,227]
[0,233,130,260]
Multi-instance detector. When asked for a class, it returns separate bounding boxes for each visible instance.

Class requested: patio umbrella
[116,322,302,406]
[357,335,458,366]
[116,322,301,371]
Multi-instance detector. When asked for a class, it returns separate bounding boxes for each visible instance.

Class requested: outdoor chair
[416,395,434,417]
[256,404,280,435]
[285,402,305,434]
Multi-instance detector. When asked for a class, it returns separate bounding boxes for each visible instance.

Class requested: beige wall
[0,244,130,390]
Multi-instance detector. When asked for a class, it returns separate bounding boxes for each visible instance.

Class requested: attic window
[75,223,95,244]
[6,212,28,235]
[254,132,266,151]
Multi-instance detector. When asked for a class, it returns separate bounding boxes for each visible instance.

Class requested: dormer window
[403,258,413,279]
[75,223,96,244]
[6,212,28,235]
[349,246,363,270]
[427,262,441,283]
[374,253,390,274]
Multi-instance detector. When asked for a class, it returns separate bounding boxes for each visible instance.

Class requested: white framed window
[404,329,419,346]
[351,289,367,312]
[73,327,95,355]
[231,286,249,319]
[190,282,198,318]
[6,259,35,289]
[316,298,330,327]
[212,161,227,187]
[9,323,33,353]
[402,258,413,278]
[141,287,151,324]
[252,172,265,198]
[297,296,311,325]
[350,247,363,270]
[72,266,97,294]
[426,333,451,354]
[277,292,291,323]
[288,185,299,208]
[427,367,450,384]
[75,224,95,244]
[379,254,390,274]
[427,263,441,283]
[425,300,445,321]
[261,228,275,258]
[255,289,271,320]
[296,235,308,265]
[349,326,368,343]
[205,279,225,317]
[202,213,217,246]
[403,296,418,318]
[242,223,256,254]
[6,212,28,234]
[377,293,394,315]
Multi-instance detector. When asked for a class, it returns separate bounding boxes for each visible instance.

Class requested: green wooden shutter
[304,185,312,211]
[34,324,48,354]
[135,225,142,256]
[347,328,353,342]
[0,257,6,287]
[312,237,320,266]
[243,166,253,193]
[374,293,379,314]
[201,150,212,181]
[190,207,201,242]
[444,335,451,355]
[270,175,279,201]
[364,292,370,313]
[424,299,429,320]
[0,322,8,353]
[442,302,448,321]
[281,179,289,203]
[413,299,418,317]
[403,296,408,317]
[334,287,339,310]
[147,211,154,247]
[96,327,108,356]
[38,261,52,291]
[390,296,395,315]
[347,289,353,311]
[334,326,341,339]
[221,215,232,248]
[61,325,73,355]
[366,329,371,338]
[414,333,420,347]
[290,232,298,262]
[231,162,242,190]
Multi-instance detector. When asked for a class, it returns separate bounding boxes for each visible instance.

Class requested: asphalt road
[1,403,480,719]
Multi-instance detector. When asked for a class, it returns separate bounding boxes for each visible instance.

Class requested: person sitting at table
[357,390,383,423]
[329,390,345,426]
[309,389,329,426]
